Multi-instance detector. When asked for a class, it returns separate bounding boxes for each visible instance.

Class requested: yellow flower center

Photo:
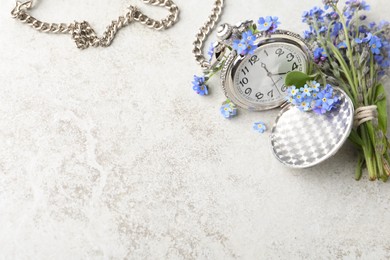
[264,22,269,27]
[224,107,229,111]
[322,98,327,102]
[372,44,376,49]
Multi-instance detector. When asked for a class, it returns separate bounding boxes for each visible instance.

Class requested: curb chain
[192,0,224,70]
[11,0,179,49]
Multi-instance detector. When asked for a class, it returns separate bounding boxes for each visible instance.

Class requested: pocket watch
[211,21,313,111]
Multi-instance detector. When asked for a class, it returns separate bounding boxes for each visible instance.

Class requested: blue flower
[337,42,347,49]
[360,1,370,10]
[331,22,343,37]
[220,100,237,119]
[313,105,328,115]
[343,10,354,21]
[310,7,325,21]
[313,47,328,64]
[302,11,311,23]
[300,84,313,97]
[253,122,267,133]
[286,96,297,105]
[376,41,390,68]
[324,83,334,93]
[294,93,304,103]
[192,75,208,96]
[369,35,382,54]
[242,30,256,43]
[359,15,367,20]
[369,22,376,29]
[232,30,257,56]
[233,39,255,56]
[310,81,321,92]
[298,97,313,111]
[208,42,215,62]
[319,26,328,34]
[258,16,280,33]
[303,30,313,39]
[346,0,370,11]
[314,85,337,113]
[287,82,340,115]
[355,32,372,44]
[288,86,299,96]
[327,11,339,21]
[322,0,339,10]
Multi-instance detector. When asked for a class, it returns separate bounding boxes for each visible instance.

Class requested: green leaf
[285,71,315,88]
[375,84,388,135]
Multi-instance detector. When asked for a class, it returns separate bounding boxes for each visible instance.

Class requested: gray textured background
[1,0,390,259]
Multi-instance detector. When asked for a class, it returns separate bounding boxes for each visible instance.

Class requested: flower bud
[376,130,384,141]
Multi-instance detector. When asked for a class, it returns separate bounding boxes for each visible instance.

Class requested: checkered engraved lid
[270,88,354,168]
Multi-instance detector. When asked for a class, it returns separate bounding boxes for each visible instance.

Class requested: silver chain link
[192,0,224,70]
[11,0,179,49]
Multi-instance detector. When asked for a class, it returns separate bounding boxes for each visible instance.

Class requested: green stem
[355,153,364,181]
[328,43,358,99]
[334,5,359,90]
[205,60,226,82]
[368,52,376,103]
[360,125,377,180]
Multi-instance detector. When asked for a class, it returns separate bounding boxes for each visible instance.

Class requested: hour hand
[261,63,272,77]
[261,62,268,72]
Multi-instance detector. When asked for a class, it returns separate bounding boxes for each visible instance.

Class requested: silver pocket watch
[211,21,313,111]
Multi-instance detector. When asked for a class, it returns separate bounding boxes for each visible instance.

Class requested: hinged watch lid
[270,87,355,168]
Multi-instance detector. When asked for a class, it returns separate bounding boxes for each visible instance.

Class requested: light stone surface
[1,0,390,259]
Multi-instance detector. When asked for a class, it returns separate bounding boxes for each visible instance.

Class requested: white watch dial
[233,42,308,106]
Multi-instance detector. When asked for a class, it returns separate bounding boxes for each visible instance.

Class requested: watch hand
[274,77,283,85]
[261,63,282,95]
[271,71,291,76]
[261,62,272,77]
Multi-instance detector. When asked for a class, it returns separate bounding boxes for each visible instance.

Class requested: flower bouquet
[286,0,390,181]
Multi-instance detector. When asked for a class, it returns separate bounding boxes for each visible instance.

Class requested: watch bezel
[221,29,313,111]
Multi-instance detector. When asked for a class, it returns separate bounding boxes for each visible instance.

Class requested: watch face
[231,41,309,110]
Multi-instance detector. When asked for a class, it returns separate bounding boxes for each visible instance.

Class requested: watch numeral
[249,55,259,66]
[242,66,249,76]
[286,53,294,62]
[264,50,269,56]
[239,77,249,87]
[281,84,288,92]
[245,88,252,95]
[275,48,285,57]
[267,90,274,98]
[255,92,264,100]
[292,62,299,71]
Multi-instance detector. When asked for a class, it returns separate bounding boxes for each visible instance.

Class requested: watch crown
[217,23,233,41]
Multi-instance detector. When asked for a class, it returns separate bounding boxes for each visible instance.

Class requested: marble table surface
[1,0,390,259]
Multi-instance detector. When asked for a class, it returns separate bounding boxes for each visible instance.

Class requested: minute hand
[261,63,282,95]
[271,71,290,76]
